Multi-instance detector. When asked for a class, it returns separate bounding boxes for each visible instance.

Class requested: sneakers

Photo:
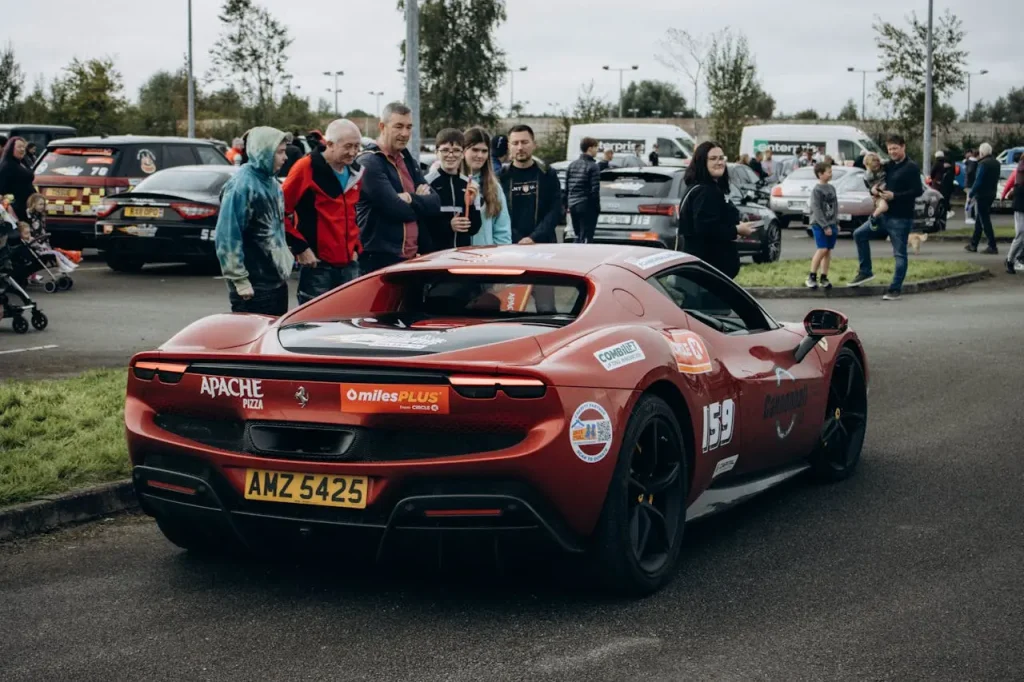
[882,291,901,301]
[805,273,818,289]
[946,210,955,219]
[983,246,999,255]
[1006,260,1017,275]
[1016,261,1024,273]
[820,274,833,290]
[847,272,875,287]
[964,243,978,252]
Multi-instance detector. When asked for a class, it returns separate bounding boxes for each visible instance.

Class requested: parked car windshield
[131,169,234,194]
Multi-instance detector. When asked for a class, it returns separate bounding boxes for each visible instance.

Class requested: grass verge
[0,369,128,507]
[736,258,983,288]
[938,226,1016,239]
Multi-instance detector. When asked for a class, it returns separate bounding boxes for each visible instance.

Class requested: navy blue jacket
[355,142,441,258]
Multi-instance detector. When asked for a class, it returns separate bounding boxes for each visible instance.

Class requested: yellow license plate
[124,207,163,218]
[44,187,76,198]
[243,469,368,509]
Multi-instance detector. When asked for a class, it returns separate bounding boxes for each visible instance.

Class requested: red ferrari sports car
[125,244,869,595]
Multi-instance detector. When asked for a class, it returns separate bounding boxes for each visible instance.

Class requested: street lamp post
[847,66,882,120]
[323,70,344,116]
[628,107,639,120]
[508,66,527,115]
[923,0,934,168]
[405,0,421,162]
[966,69,989,119]
[603,65,639,118]
[368,91,384,119]
[652,109,662,119]
[186,0,195,138]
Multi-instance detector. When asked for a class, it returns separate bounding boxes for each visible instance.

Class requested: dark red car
[126,245,869,595]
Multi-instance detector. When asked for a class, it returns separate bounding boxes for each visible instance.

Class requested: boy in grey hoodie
[806,161,838,289]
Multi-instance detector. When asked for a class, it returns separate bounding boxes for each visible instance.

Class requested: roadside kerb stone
[928,234,1013,243]
[0,480,136,542]
[748,268,991,299]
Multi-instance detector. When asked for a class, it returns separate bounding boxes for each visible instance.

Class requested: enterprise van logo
[340,383,450,414]
[754,139,826,155]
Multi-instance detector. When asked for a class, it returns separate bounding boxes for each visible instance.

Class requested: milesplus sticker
[340,383,450,414]
[594,340,646,371]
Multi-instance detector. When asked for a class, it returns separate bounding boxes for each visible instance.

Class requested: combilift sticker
[569,402,613,463]
[341,383,450,414]
[664,330,713,374]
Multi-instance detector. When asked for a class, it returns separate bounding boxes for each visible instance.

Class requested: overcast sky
[6,0,1020,121]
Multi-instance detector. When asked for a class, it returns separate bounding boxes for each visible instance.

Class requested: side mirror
[794,308,848,362]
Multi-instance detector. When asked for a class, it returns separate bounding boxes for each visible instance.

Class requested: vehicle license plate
[124,207,163,218]
[243,469,368,509]
[789,200,808,209]
[598,214,633,225]
[44,187,77,198]
[839,213,852,221]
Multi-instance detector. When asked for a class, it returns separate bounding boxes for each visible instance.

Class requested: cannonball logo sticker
[569,401,613,464]
[137,149,157,174]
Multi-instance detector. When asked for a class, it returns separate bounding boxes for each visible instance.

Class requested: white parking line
[0,344,60,355]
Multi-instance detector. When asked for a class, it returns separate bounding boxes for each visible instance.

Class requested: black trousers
[570,203,598,243]
[229,284,289,315]
[970,199,997,250]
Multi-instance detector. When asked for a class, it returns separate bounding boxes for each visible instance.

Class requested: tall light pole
[923,0,934,168]
[508,66,527,115]
[652,109,662,119]
[966,69,989,120]
[603,64,639,118]
[186,0,195,138]
[628,107,639,120]
[323,70,344,116]
[369,91,384,119]
[405,0,421,162]
[847,66,881,120]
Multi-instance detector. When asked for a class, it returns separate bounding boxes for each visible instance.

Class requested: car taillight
[637,203,678,217]
[95,201,118,218]
[449,375,546,399]
[132,361,188,383]
[771,186,783,197]
[171,203,218,219]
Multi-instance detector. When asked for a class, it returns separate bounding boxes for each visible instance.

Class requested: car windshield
[784,167,818,181]
[676,137,695,155]
[836,172,867,192]
[35,147,120,178]
[600,172,675,197]
[132,169,233,194]
[859,138,889,161]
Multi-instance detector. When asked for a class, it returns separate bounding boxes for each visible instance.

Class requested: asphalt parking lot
[1,229,1023,681]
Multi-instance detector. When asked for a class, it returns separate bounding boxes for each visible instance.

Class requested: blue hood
[245,126,287,176]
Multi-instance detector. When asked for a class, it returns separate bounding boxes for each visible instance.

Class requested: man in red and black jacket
[283,119,364,305]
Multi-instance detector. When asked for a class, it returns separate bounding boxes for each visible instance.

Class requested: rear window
[118,146,163,177]
[131,169,233,194]
[600,172,676,198]
[398,273,586,319]
[35,147,120,178]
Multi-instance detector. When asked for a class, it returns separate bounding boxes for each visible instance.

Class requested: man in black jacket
[849,134,923,300]
[355,102,441,274]
[566,136,601,243]
[499,124,560,244]
[422,128,482,252]
[965,142,1001,254]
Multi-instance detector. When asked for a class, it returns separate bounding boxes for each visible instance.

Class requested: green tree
[988,87,1024,124]
[536,81,610,163]
[207,0,292,121]
[0,42,25,120]
[705,29,761,157]
[874,9,966,137]
[656,29,708,117]
[838,98,859,120]
[967,100,990,122]
[14,80,50,123]
[399,0,507,135]
[273,92,316,131]
[51,58,127,136]
[793,108,819,120]
[345,108,372,119]
[137,69,189,136]
[619,80,688,118]
[748,83,775,119]
[200,87,244,120]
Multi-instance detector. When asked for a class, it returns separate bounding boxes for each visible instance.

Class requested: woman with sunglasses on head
[462,127,511,246]
[678,141,757,279]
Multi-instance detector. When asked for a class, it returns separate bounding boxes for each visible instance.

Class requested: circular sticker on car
[137,149,157,174]
[569,401,613,463]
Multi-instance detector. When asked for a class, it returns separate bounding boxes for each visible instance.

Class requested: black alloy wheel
[810,347,868,481]
[591,394,688,595]
[753,221,782,263]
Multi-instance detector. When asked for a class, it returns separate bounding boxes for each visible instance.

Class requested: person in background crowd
[965,142,1001,255]
[278,132,303,177]
[848,134,923,300]
[355,102,440,274]
[749,151,767,180]
[462,126,512,246]
[566,136,602,244]
[499,124,560,245]
[964,149,979,189]
[678,141,757,279]
[225,137,244,165]
[1002,154,1024,274]
[597,148,614,171]
[490,134,509,174]
[0,135,7,150]
[761,148,775,179]
[853,152,866,169]
[237,131,251,166]
[739,153,750,167]
[0,138,37,221]
[214,127,294,315]
[22,142,38,169]
[806,161,838,289]
[422,128,481,252]
[933,151,956,219]
[929,151,946,188]
[307,130,327,154]
[282,119,364,305]
[648,142,660,167]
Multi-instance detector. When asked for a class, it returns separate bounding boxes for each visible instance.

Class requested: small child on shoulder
[862,152,888,230]
[806,161,838,290]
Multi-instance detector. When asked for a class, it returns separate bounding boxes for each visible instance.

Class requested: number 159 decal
[702,398,735,453]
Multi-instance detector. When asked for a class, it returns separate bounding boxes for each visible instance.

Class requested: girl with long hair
[462,127,511,245]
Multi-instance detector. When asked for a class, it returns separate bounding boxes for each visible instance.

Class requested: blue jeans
[853,215,912,293]
[297,261,358,305]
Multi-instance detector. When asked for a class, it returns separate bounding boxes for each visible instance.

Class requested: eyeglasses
[438,148,463,156]
[708,155,728,162]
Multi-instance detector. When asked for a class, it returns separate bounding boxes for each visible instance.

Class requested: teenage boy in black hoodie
[422,129,481,252]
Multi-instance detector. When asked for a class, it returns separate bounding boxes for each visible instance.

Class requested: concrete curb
[929,234,1013,243]
[748,268,992,299]
[0,480,136,542]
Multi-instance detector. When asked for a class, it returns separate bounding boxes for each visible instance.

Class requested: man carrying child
[806,162,838,290]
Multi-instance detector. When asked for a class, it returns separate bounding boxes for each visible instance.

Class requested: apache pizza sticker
[664,330,713,374]
[569,401,613,464]
[200,376,264,410]
[341,383,450,414]
[594,339,646,371]
[624,251,686,270]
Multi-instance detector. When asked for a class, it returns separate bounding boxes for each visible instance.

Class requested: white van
[566,123,696,167]
[740,124,886,165]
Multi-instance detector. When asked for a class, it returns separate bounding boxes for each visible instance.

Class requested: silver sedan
[769,166,856,227]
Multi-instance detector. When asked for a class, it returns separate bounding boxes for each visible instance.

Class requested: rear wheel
[155,517,242,555]
[590,395,688,596]
[810,347,868,482]
[12,316,28,334]
[752,221,782,263]
[106,254,145,273]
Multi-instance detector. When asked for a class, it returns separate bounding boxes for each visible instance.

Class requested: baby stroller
[0,222,49,333]
[14,235,74,293]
